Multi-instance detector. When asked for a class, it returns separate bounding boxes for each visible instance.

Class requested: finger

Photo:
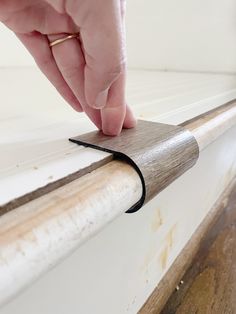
[119,0,136,130]
[48,33,102,129]
[101,71,126,135]
[17,32,83,112]
[68,0,126,109]
[101,69,136,135]
[123,104,137,129]
[100,0,136,135]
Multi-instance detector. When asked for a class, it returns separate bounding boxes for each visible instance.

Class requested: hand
[0,0,136,135]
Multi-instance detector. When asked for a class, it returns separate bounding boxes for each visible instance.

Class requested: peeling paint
[151,208,163,232]
[160,246,169,270]
[159,224,177,270]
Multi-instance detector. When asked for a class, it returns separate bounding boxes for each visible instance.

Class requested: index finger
[68,0,126,109]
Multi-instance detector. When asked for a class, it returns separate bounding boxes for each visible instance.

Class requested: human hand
[0,0,136,135]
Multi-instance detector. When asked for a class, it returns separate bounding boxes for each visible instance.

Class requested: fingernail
[94,89,108,109]
[128,118,137,128]
[103,124,122,136]
[101,107,124,136]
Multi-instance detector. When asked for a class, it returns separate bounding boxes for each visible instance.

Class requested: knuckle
[100,59,126,81]
[107,62,124,76]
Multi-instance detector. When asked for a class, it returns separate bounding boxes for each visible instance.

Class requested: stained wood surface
[161,179,236,314]
[139,178,236,314]
[71,120,199,212]
[1,68,236,210]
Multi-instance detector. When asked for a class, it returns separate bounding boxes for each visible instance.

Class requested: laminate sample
[70,120,199,212]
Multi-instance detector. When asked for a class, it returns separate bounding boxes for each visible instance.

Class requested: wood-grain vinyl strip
[139,177,236,314]
[70,120,199,213]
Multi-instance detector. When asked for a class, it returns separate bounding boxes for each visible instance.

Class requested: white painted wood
[0,67,110,206]
[1,68,236,206]
[1,126,236,314]
[127,70,236,124]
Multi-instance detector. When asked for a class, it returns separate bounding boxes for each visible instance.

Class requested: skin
[0,0,136,135]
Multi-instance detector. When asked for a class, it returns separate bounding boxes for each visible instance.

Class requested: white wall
[0,24,34,66]
[1,0,236,73]
[126,0,236,73]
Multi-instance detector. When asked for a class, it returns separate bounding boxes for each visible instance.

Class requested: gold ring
[49,33,79,48]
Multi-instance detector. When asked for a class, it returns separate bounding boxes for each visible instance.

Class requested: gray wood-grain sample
[70,120,199,213]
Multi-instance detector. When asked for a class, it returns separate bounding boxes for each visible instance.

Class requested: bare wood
[161,178,236,314]
[139,177,236,314]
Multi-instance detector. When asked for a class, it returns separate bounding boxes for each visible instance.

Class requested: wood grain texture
[70,120,199,213]
[161,178,236,314]
[139,177,236,314]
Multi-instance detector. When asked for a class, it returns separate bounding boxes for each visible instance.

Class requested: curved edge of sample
[70,120,199,213]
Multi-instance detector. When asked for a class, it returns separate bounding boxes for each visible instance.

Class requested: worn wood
[161,178,236,314]
[0,160,142,306]
[70,120,199,213]
[139,177,236,314]
[0,156,112,216]
[181,99,236,150]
